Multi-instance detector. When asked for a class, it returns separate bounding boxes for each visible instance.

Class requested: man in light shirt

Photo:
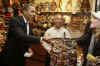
[44,14,71,39]
[42,14,71,66]
[42,14,71,51]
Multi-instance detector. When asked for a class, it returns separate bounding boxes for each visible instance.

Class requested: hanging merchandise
[81,0,90,12]
[77,55,82,66]
[9,0,19,6]
[50,1,57,12]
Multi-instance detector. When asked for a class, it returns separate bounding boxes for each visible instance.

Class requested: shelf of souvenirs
[0,14,12,22]
[0,31,6,48]
[39,11,91,16]
[0,19,8,30]
[0,26,8,30]
[0,35,6,52]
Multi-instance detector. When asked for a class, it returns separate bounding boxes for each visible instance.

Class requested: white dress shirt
[23,16,29,35]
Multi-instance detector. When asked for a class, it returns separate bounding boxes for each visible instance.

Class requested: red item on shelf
[0,38,4,40]
[0,26,7,30]
[14,0,19,3]
[5,12,12,17]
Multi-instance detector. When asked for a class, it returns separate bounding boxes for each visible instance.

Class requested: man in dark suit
[77,11,100,66]
[76,21,92,66]
[4,3,41,66]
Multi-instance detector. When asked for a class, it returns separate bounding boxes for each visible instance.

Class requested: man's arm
[76,22,92,47]
[9,18,40,44]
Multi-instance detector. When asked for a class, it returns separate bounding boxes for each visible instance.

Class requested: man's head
[22,3,36,21]
[53,14,65,29]
[90,11,100,29]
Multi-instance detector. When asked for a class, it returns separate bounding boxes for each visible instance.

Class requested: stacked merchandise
[0,17,7,52]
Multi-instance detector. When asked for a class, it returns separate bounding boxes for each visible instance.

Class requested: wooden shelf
[40,12,91,16]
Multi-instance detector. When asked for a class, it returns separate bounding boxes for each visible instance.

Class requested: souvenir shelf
[33,0,91,38]
[0,17,7,52]
[40,12,91,16]
[33,11,91,38]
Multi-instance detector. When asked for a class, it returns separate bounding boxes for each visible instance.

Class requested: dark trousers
[7,57,26,66]
[83,49,88,66]
[45,53,50,66]
[8,64,24,66]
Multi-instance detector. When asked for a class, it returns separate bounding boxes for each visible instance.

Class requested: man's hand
[42,37,51,43]
[28,48,33,53]
[24,48,34,57]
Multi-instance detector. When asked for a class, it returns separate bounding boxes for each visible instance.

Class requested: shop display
[80,0,90,12]
[32,13,90,38]
[0,17,7,52]
[69,16,83,33]
[31,0,91,38]
[42,38,83,66]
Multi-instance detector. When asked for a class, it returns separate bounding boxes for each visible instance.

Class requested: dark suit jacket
[93,35,100,56]
[77,22,92,50]
[5,16,40,64]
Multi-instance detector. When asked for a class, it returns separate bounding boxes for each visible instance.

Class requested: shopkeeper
[42,14,71,66]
